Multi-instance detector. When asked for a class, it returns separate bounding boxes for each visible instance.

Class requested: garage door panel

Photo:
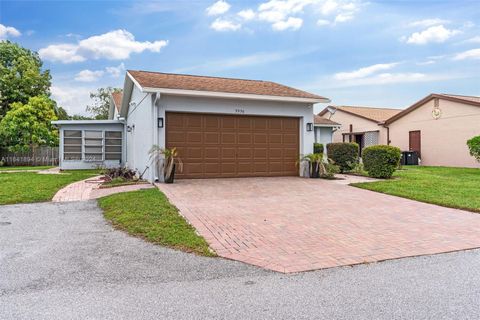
[186,132,202,144]
[222,147,236,159]
[204,147,219,159]
[283,133,298,144]
[166,112,299,179]
[237,148,252,159]
[222,133,236,144]
[269,134,282,144]
[238,133,252,144]
[204,132,220,144]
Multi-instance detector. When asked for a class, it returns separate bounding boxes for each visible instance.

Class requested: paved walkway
[158,177,480,273]
[52,177,153,202]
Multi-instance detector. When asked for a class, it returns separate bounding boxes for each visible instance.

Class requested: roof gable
[314,115,340,126]
[111,91,123,111]
[384,93,480,124]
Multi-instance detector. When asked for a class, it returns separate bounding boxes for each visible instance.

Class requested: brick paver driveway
[157,177,480,273]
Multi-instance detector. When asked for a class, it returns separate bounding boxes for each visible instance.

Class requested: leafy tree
[70,114,94,120]
[0,41,51,118]
[54,105,69,120]
[0,95,58,152]
[86,87,121,120]
[467,136,480,162]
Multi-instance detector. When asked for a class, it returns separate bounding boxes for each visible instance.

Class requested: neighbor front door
[409,130,421,158]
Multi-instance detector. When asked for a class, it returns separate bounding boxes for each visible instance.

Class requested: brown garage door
[166,112,299,179]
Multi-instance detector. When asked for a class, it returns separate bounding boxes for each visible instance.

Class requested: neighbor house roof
[314,115,340,126]
[127,70,329,102]
[384,93,480,125]
[111,91,123,111]
[318,105,402,123]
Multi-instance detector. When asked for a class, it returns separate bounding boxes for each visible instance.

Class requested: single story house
[385,93,480,168]
[53,70,337,181]
[318,105,401,153]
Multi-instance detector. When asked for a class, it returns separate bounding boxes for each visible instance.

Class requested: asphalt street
[1,201,479,319]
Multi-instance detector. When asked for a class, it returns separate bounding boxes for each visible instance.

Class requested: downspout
[152,93,160,182]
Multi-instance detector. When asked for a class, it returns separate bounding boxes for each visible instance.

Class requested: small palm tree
[149,145,183,181]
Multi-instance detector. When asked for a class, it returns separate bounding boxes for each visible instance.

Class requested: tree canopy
[0,41,51,118]
[86,87,121,120]
[0,95,58,152]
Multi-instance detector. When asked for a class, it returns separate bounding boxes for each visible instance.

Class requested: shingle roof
[111,91,123,112]
[127,70,328,101]
[314,115,340,126]
[319,105,402,123]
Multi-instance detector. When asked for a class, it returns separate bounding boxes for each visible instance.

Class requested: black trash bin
[401,151,419,165]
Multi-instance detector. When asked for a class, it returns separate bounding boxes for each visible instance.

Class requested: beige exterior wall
[323,110,388,145]
[388,99,480,168]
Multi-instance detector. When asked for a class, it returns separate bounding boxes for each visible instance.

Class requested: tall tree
[0,95,58,152]
[86,87,121,120]
[0,41,51,118]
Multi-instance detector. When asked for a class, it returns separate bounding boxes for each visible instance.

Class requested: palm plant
[299,153,324,178]
[149,145,183,182]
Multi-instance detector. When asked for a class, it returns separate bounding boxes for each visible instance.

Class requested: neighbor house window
[63,130,82,160]
[84,130,103,161]
[104,131,122,160]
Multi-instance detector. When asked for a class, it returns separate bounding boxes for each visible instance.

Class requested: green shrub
[326,142,359,173]
[362,145,401,178]
[313,143,324,154]
[467,135,480,162]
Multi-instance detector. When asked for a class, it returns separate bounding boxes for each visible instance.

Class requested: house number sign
[235,108,245,114]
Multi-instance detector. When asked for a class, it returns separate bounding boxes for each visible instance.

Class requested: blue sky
[1,0,479,115]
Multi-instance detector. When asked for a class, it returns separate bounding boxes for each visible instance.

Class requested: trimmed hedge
[363,145,401,178]
[326,142,359,173]
[313,143,324,154]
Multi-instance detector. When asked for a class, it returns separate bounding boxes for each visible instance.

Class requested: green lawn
[0,165,54,171]
[0,170,99,205]
[352,166,480,213]
[98,188,214,256]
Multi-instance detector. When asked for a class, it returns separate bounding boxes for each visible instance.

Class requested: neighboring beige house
[385,93,480,168]
[318,105,401,152]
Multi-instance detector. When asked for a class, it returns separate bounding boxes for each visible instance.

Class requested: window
[84,130,103,161]
[64,130,82,160]
[104,131,122,161]
[63,129,122,162]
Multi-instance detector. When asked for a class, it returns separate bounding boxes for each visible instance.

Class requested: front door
[355,134,364,156]
[409,130,421,158]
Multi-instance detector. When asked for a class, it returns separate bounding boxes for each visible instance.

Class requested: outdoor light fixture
[158,117,164,128]
[306,122,313,132]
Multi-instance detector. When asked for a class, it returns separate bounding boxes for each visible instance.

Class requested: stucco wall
[323,110,388,145]
[388,99,480,168]
[125,86,155,181]
[314,127,333,153]
[156,94,316,178]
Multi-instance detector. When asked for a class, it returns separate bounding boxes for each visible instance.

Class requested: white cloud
[238,9,256,20]
[210,18,241,31]
[463,36,480,44]
[334,62,399,80]
[39,29,168,63]
[0,24,21,40]
[74,69,104,82]
[51,85,93,115]
[105,62,126,77]
[405,25,460,45]
[317,19,330,26]
[209,0,363,32]
[453,48,480,60]
[408,18,450,28]
[206,0,231,16]
[334,12,354,23]
[73,63,126,82]
[272,17,303,31]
